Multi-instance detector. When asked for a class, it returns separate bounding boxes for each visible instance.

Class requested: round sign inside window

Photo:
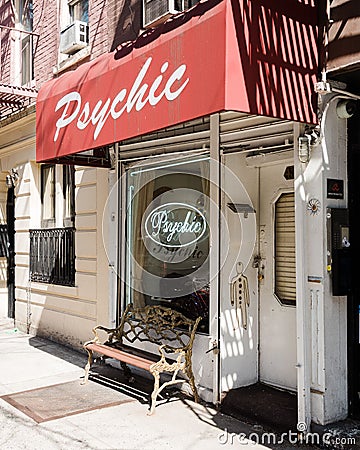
[144,202,207,248]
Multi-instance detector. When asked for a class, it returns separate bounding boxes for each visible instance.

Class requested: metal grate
[29,227,75,286]
[0,224,9,257]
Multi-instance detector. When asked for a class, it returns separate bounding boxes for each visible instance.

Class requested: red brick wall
[33,0,59,86]
[107,0,142,52]
[89,0,109,59]
[328,0,360,72]
[0,0,143,89]
[0,1,15,84]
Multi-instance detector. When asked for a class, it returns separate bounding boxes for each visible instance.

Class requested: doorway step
[220,382,297,433]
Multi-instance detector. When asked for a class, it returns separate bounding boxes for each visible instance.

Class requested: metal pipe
[119,142,210,159]
[119,129,210,151]
[119,147,209,165]
[0,24,40,36]
[331,88,360,101]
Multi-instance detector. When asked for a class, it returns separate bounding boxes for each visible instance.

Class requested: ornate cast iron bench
[83,303,201,414]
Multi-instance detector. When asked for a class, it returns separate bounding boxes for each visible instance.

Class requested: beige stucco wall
[0,111,111,350]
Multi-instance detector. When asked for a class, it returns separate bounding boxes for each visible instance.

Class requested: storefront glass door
[122,153,216,396]
[124,155,210,333]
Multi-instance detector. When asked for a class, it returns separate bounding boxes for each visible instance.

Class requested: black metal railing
[0,224,9,257]
[29,227,75,286]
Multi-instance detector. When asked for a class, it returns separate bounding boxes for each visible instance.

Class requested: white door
[258,163,297,391]
[220,153,296,393]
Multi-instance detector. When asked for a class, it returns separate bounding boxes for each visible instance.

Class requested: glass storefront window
[125,156,210,333]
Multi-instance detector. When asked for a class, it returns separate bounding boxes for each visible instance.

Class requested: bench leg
[82,347,93,385]
[185,365,199,403]
[148,369,160,415]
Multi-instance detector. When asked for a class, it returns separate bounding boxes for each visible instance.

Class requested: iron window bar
[29,227,75,286]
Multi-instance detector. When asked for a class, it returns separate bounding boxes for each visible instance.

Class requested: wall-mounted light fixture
[227,203,256,218]
[6,169,19,188]
[298,135,311,163]
[298,126,321,164]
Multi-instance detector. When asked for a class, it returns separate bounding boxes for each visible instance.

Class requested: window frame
[273,190,296,307]
[41,164,76,229]
[68,0,88,23]
[63,165,75,227]
[37,164,76,286]
[19,0,34,86]
[41,164,56,228]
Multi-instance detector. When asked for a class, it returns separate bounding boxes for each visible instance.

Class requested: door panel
[220,153,259,391]
[258,164,297,390]
[220,154,297,393]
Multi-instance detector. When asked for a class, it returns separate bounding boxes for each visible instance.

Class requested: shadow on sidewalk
[29,335,87,369]
[26,334,360,449]
[28,337,171,410]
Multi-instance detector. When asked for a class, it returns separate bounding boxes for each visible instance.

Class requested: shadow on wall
[328,0,360,72]
[110,0,318,124]
[110,0,143,51]
[229,0,318,124]
[110,0,222,53]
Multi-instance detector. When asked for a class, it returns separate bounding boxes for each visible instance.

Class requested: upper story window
[69,0,88,23]
[18,0,34,86]
[143,0,199,29]
[20,0,33,31]
[59,0,89,57]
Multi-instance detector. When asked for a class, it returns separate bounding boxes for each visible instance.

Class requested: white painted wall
[295,99,348,425]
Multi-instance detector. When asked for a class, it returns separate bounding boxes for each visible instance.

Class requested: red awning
[36,0,318,163]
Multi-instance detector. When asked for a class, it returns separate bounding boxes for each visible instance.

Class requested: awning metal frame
[0,83,38,121]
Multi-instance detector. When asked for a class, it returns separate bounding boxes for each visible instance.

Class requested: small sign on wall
[327,179,344,199]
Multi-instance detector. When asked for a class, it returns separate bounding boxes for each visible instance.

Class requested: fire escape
[0,24,38,121]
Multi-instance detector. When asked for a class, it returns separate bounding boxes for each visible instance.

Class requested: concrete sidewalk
[2,317,359,450]
[0,318,271,450]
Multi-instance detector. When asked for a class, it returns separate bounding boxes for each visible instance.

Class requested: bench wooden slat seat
[85,343,154,371]
[82,303,201,414]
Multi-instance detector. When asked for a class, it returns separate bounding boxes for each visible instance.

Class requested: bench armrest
[157,344,185,363]
[84,324,120,347]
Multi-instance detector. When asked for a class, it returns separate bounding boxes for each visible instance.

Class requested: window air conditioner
[60,20,89,55]
[143,0,192,28]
